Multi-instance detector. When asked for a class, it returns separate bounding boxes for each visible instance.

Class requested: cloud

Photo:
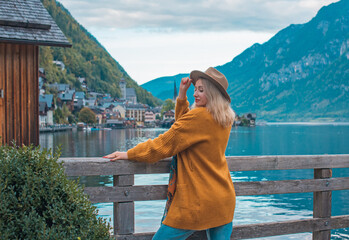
[60,0,339,32]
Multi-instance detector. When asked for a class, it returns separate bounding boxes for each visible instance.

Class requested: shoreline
[261,121,349,126]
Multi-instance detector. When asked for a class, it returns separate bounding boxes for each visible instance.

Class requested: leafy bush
[78,107,96,124]
[0,144,112,240]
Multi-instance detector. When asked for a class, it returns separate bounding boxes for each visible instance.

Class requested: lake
[39,123,349,239]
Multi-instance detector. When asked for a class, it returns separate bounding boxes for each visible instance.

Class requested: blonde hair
[192,78,236,128]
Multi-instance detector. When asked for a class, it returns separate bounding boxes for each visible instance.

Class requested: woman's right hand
[103,151,128,161]
[178,77,192,100]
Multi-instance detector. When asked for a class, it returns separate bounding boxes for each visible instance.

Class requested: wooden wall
[0,43,39,146]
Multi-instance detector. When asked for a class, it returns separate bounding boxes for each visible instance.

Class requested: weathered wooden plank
[113,215,349,240]
[116,175,135,186]
[84,185,168,203]
[20,44,28,145]
[62,158,172,176]
[83,177,349,203]
[5,43,13,145]
[33,45,39,146]
[61,155,349,176]
[114,174,135,235]
[0,43,5,145]
[234,177,349,196]
[232,215,349,239]
[313,169,332,240]
[13,44,21,144]
[226,155,349,171]
[26,45,34,145]
[115,201,134,235]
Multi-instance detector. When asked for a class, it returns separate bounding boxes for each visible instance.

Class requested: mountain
[142,0,349,121]
[141,74,195,102]
[40,0,161,107]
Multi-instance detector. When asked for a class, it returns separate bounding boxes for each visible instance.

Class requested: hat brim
[190,70,231,103]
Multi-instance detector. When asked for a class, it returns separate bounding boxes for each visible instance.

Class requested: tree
[0,144,112,239]
[62,103,71,123]
[161,99,175,116]
[78,107,96,124]
[53,107,64,124]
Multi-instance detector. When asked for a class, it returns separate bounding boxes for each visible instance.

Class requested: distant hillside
[40,0,161,107]
[142,0,349,121]
[141,74,195,103]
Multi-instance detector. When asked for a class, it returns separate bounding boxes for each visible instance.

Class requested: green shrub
[0,144,112,240]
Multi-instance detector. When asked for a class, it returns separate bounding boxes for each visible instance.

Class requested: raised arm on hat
[176,77,192,120]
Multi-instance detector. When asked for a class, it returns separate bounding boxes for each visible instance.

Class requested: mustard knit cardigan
[127,97,236,230]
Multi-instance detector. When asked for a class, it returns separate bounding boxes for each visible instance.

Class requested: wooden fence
[61,155,349,240]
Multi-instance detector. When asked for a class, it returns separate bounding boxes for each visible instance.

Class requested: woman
[104,67,236,240]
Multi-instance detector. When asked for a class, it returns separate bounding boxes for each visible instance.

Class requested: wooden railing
[61,155,349,240]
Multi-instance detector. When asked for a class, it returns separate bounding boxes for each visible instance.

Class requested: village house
[85,97,97,107]
[57,90,75,111]
[243,113,257,126]
[39,102,49,127]
[105,119,124,129]
[163,110,175,120]
[0,0,71,145]
[48,82,70,93]
[100,102,116,111]
[114,104,126,119]
[88,92,104,99]
[144,111,156,123]
[73,91,85,110]
[152,107,162,120]
[125,103,148,125]
[99,97,114,106]
[39,94,55,126]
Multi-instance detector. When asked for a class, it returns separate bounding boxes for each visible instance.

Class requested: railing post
[113,174,135,235]
[313,168,332,240]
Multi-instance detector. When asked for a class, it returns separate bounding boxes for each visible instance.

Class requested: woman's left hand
[103,151,128,161]
[178,77,192,100]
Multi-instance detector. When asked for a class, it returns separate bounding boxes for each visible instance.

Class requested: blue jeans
[152,222,233,240]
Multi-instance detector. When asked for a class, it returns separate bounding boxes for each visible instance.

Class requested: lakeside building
[125,103,148,125]
[114,105,126,119]
[145,111,156,123]
[0,0,71,146]
[39,94,55,126]
[105,119,124,129]
[163,110,175,120]
[243,113,257,126]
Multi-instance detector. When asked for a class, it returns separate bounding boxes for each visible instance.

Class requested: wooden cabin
[0,0,71,146]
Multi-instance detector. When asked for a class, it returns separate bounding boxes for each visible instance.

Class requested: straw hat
[190,67,231,102]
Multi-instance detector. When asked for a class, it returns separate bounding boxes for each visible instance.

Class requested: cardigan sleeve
[127,108,206,163]
[175,97,190,120]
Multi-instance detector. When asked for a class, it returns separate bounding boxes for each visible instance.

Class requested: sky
[59,0,339,85]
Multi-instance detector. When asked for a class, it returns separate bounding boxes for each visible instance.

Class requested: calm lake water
[39,123,349,239]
